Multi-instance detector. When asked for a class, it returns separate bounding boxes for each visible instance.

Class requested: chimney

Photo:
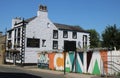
[39,5,48,12]
[12,17,22,28]
[37,5,48,17]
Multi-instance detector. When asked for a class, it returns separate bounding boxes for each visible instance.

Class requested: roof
[7,16,37,32]
[8,16,89,33]
[25,16,37,22]
[7,29,14,32]
[54,23,89,33]
[13,16,37,26]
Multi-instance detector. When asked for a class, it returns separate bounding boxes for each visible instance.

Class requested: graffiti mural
[38,53,49,68]
[87,51,101,75]
[38,50,120,75]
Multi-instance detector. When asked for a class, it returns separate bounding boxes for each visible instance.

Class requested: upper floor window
[83,35,87,48]
[17,38,20,48]
[63,31,68,38]
[18,28,21,38]
[53,30,58,39]
[14,29,16,38]
[8,31,12,38]
[72,32,77,39]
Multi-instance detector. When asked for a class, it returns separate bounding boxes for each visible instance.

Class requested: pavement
[0,64,119,78]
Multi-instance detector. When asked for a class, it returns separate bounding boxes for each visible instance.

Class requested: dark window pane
[73,32,77,39]
[63,31,68,38]
[53,41,58,49]
[53,30,58,39]
[42,39,46,47]
[83,35,87,48]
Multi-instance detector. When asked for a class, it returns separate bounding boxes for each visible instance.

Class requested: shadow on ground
[0,72,42,78]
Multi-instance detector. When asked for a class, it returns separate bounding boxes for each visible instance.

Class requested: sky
[0,0,120,36]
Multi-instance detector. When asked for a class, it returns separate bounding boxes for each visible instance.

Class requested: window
[72,32,77,39]
[16,53,20,61]
[63,31,68,38]
[83,35,87,48]
[42,39,46,47]
[14,29,16,46]
[8,40,12,49]
[47,23,50,28]
[53,41,58,49]
[14,29,16,38]
[27,38,40,48]
[18,28,20,37]
[17,38,20,48]
[53,30,58,39]
[8,31,12,38]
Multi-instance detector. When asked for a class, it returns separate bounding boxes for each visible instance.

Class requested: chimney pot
[39,5,47,12]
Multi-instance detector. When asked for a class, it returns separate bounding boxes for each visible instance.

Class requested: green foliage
[102,24,120,50]
[117,72,120,76]
[87,29,100,48]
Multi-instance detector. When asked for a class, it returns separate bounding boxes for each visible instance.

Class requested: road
[0,65,119,78]
[0,65,64,78]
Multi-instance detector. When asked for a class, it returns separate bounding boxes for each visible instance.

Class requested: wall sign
[27,38,40,48]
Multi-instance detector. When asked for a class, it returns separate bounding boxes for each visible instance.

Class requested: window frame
[83,35,87,48]
[27,38,40,48]
[42,39,46,47]
[72,31,77,39]
[63,30,68,38]
[53,30,58,39]
[53,41,58,49]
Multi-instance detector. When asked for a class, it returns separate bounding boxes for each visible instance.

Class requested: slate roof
[25,17,88,33]
[54,23,89,33]
[9,16,89,33]
[11,16,37,26]
[25,16,37,22]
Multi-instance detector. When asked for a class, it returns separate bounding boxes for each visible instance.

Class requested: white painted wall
[12,18,22,28]
[24,10,57,63]
[58,30,90,50]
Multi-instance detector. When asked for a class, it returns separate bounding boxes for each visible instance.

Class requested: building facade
[5,5,90,65]
[0,32,6,64]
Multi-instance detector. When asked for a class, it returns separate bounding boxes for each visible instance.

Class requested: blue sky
[0,0,120,35]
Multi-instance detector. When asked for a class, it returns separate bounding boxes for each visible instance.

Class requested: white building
[6,5,90,65]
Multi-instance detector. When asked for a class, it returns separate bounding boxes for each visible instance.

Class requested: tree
[87,29,100,48]
[102,24,120,50]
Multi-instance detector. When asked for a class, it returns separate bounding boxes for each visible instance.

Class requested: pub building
[5,5,90,65]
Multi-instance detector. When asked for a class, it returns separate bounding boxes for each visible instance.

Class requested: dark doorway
[64,41,76,52]
[64,40,76,74]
